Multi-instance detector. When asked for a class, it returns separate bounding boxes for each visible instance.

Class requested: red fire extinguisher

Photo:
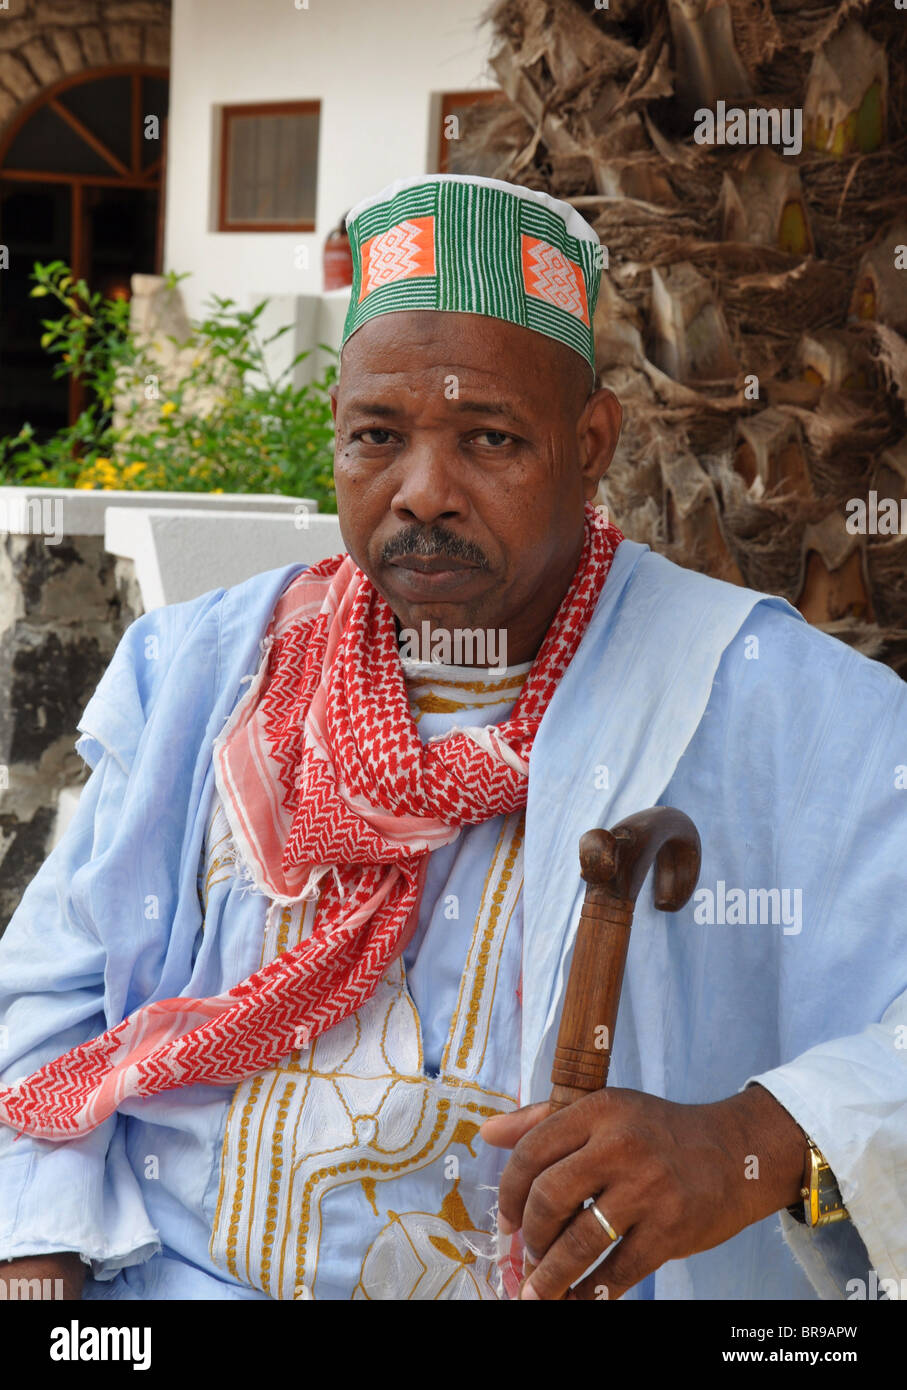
[323,214,353,292]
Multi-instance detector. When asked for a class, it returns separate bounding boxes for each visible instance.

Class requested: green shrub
[0,262,338,510]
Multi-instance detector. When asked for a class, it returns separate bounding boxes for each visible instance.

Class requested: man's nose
[389,440,468,525]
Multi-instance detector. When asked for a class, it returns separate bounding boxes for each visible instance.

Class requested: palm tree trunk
[461,0,907,674]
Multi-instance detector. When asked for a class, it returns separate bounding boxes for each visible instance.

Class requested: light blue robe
[0,538,904,1300]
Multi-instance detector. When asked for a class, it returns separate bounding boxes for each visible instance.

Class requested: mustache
[382,526,489,568]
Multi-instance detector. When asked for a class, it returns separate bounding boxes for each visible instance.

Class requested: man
[0,174,905,1302]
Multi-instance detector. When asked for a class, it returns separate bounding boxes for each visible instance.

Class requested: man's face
[331,310,622,665]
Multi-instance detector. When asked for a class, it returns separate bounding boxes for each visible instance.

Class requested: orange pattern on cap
[359,216,437,302]
[520,235,590,325]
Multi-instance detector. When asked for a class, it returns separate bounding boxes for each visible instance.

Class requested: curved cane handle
[549,807,701,1112]
[579,805,701,909]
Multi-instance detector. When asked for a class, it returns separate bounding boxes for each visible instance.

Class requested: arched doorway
[0,66,169,438]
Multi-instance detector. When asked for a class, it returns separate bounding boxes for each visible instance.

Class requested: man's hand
[479,1083,807,1300]
[0,1252,86,1300]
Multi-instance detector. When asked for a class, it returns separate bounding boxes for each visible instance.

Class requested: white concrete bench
[104,507,346,609]
[0,485,318,545]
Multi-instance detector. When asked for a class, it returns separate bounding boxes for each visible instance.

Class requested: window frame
[0,64,169,429]
[217,99,321,233]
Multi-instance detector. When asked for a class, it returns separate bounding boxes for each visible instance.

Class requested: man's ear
[329,383,339,422]
[578,386,622,498]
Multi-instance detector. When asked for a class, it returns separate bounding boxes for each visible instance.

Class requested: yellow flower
[160,401,177,417]
[73,456,127,490]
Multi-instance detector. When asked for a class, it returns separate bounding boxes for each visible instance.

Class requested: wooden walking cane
[520,805,701,1293]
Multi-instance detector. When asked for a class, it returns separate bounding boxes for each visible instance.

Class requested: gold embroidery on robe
[209,676,527,1299]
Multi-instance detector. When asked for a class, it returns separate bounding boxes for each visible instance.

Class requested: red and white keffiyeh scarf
[0,503,622,1139]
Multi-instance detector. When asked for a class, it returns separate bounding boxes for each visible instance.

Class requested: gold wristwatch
[787,1138,849,1227]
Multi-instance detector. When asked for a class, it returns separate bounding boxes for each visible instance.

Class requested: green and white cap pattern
[341,174,603,370]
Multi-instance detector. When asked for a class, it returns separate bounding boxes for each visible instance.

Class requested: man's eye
[354,429,395,445]
[473,431,513,447]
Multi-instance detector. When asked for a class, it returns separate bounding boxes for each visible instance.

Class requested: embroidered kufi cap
[341,174,603,372]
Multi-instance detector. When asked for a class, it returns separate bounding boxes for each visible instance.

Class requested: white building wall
[164,0,494,321]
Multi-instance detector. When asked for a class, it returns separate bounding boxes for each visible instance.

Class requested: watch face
[792,1146,848,1227]
[817,1173,837,1207]
[813,1161,847,1224]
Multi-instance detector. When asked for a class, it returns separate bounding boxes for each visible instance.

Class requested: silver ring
[590,1202,620,1242]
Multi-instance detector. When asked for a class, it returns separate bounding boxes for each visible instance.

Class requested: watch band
[787,1138,849,1227]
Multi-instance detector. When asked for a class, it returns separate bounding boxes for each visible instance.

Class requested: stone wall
[0,0,171,136]
[0,533,143,932]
